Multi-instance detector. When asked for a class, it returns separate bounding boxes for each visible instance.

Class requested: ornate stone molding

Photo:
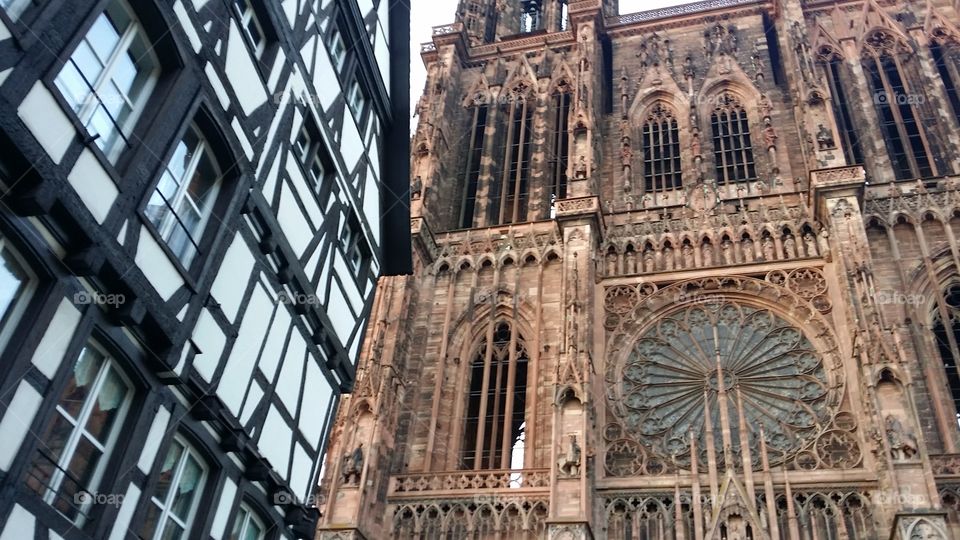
[389,469,551,496]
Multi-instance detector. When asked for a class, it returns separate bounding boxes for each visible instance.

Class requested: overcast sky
[408,0,694,122]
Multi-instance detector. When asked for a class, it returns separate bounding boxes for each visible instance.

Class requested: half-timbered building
[0,0,409,538]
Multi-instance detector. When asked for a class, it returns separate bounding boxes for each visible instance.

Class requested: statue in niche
[643,247,655,273]
[343,444,364,484]
[741,236,755,263]
[722,238,735,265]
[886,415,918,460]
[818,229,832,261]
[574,155,588,179]
[783,233,797,258]
[804,232,818,257]
[816,124,836,150]
[691,130,702,157]
[557,434,582,477]
[761,235,776,261]
[410,176,423,200]
[682,243,695,269]
[663,245,675,270]
[702,242,714,267]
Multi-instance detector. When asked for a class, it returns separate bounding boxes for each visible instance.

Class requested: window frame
[53,0,161,163]
[233,0,267,60]
[0,0,32,21]
[28,343,135,525]
[141,435,210,540]
[0,232,36,354]
[328,27,347,72]
[143,121,226,271]
[230,503,268,540]
[709,92,757,184]
[346,79,366,119]
[339,211,369,278]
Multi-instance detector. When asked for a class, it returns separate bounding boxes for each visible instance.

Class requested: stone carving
[557,434,582,477]
[885,415,918,461]
[343,444,364,484]
[816,124,835,150]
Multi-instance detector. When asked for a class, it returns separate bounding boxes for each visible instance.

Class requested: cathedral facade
[316,0,960,538]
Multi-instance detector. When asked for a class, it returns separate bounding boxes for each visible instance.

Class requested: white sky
[408,0,694,120]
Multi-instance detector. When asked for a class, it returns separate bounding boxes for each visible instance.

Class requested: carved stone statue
[663,246,675,270]
[701,242,714,267]
[343,444,364,484]
[682,244,695,269]
[816,124,835,150]
[411,176,423,200]
[818,229,832,261]
[783,234,797,258]
[886,415,918,460]
[759,94,773,121]
[763,121,778,149]
[643,248,655,273]
[574,155,588,179]
[741,237,755,263]
[691,130,702,157]
[722,238,734,265]
[804,232,818,257]
[761,235,776,261]
[557,434,582,477]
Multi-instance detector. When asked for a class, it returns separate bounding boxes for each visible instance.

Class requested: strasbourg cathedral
[316,0,960,538]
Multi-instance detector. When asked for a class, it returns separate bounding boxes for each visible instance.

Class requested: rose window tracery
[610,301,837,471]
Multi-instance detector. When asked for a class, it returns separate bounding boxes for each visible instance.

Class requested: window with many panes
[710,92,757,183]
[229,504,267,540]
[328,28,347,71]
[0,233,32,351]
[145,124,223,268]
[233,0,266,59]
[141,437,208,540]
[642,103,683,193]
[54,0,159,161]
[346,79,365,118]
[340,213,368,276]
[26,345,133,523]
[294,122,331,196]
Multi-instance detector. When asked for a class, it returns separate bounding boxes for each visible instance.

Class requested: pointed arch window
[492,86,533,225]
[459,97,488,228]
[549,83,572,200]
[930,37,960,128]
[462,321,529,470]
[642,103,683,193]
[818,48,864,164]
[710,93,757,183]
[933,285,960,427]
[862,31,936,179]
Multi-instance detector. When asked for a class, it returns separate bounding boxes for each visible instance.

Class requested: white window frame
[234,0,266,59]
[340,216,365,275]
[54,0,159,162]
[329,28,346,71]
[0,235,35,353]
[231,504,267,540]
[295,123,329,194]
[145,437,208,539]
[148,126,223,268]
[43,345,134,524]
[346,80,365,118]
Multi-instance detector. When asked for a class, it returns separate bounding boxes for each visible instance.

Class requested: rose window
[611,301,836,471]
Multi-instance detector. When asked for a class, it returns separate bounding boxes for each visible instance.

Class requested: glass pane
[167,131,200,184]
[245,518,263,540]
[229,509,248,539]
[160,519,185,540]
[141,502,164,539]
[27,413,74,496]
[56,60,97,114]
[89,105,118,152]
[0,246,27,328]
[154,440,184,505]
[110,52,138,99]
[187,150,220,216]
[86,14,122,65]
[170,452,203,518]
[58,348,105,420]
[84,366,129,442]
[146,189,172,230]
[56,436,104,515]
[245,20,262,47]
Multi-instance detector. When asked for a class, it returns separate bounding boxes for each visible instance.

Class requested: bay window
[141,437,208,540]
